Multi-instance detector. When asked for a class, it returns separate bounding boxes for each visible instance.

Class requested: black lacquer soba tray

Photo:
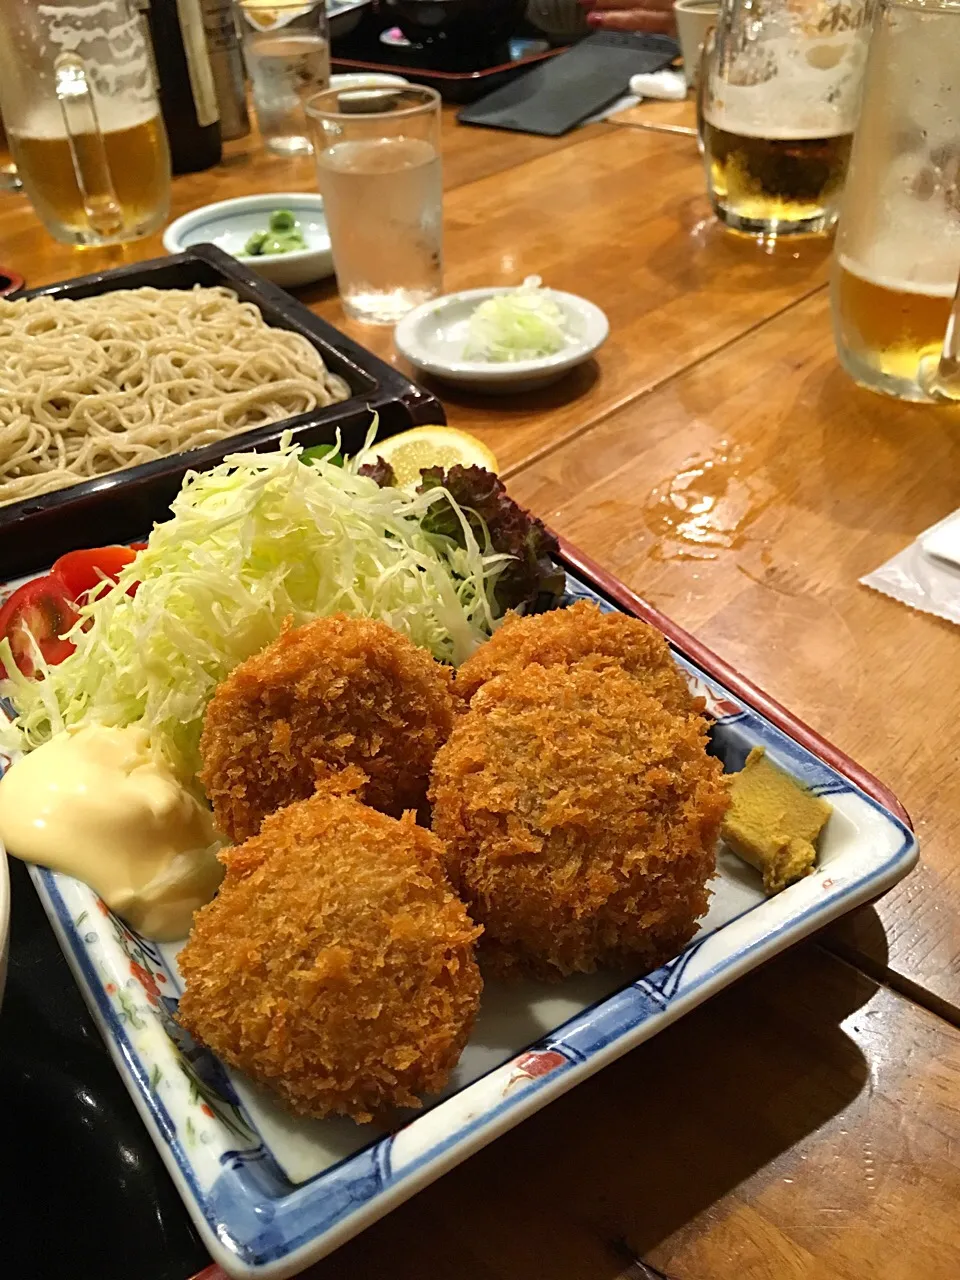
[0,243,444,580]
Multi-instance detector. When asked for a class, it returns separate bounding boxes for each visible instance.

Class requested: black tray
[332,42,567,104]
[0,244,444,580]
[332,13,570,103]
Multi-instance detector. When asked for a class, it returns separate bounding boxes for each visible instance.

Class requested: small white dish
[326,72,409,113]
[329,73,408,92]
[394,286,610,394]
[163,193,334,290]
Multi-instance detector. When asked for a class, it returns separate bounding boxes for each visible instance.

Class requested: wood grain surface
[610,96,697,135]
[1,93,958,1280]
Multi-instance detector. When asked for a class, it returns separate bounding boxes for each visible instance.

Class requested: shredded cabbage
[464,276,569,363]
[0,429,514,778]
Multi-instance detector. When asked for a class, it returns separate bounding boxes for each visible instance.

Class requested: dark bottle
[144,0,222,173]
[201,0,250,141]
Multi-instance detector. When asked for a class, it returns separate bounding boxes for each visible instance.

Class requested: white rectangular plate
[7,564,917,1280]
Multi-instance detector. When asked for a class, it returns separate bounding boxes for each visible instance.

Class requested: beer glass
[0,110,20,193]
[700,0,875,236]
[832,0,960,401]
[0,0,171,246]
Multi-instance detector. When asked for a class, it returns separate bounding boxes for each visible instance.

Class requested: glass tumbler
[237,0,331,156]
[306,85,443,326]
[699,0,875,236]
[832,0,960,400]
[0,0,170,245]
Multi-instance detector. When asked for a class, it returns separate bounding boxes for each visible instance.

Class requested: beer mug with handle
[0,0,171,246]
[700,0,875,236]
[832,0,960,401]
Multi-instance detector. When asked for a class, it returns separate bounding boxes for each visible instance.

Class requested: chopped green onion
[464,275,569,363]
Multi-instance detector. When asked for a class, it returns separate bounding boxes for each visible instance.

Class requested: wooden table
[3,104,960,1280]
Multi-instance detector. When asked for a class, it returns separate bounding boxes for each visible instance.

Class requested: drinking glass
[699,0,875,236]
[306,86,443,326]
[674,0,718,89]
[237,0,331,156]
[832,0,960,401]
[0,0,170,245]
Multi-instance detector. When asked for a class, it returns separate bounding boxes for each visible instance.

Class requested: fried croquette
[430,664,729,980]
[177,784,482,1123]
[200,615,455,843]
[454,600,698,716]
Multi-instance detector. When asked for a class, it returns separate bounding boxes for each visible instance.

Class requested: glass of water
[306,85,443,325]
[236,0,330,156]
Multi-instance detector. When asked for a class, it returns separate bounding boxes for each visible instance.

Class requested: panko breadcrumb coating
[454,600,698,715]
[177,779,482,1123]
[200,614,455,843]
[430,664,729,980]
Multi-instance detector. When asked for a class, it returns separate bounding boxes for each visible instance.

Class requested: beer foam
[11,95,159,142]
[705,117,852,141]
[839,149,960,296]
[836,5,960,298]
[705,35,865,140]
[38,3,155,104]
[837,255,957,300]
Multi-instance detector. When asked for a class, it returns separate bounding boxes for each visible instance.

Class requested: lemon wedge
[362,426,499,489]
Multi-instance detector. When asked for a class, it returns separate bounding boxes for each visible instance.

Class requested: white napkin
[629,70,687,100]
[861,508,960,625]
[921,511,960,568]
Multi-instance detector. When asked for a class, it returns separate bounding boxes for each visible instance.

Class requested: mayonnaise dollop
[0,724,223,941]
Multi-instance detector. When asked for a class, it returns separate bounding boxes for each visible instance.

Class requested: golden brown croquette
[430,663,729,981]
[177,782,482,1123]
[454,600,698,716]
[199,614,455,843]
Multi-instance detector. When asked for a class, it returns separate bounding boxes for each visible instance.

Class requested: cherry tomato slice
[0,576,79,678]
[52,545,138,600]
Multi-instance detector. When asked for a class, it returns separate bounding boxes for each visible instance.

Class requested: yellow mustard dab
[722,746,832,895]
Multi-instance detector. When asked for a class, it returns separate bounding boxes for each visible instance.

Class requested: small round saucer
[163,193,333,290]
[394,286,609,394]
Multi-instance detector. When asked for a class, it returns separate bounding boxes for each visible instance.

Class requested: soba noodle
[0,285,351,506]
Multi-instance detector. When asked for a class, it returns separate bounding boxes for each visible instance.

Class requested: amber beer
[9,106,169,244]
[833,258,955,389]
[699,2,871,239]
[0,112,16,185]
[702,121,853,232]
[0,0,172,244]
